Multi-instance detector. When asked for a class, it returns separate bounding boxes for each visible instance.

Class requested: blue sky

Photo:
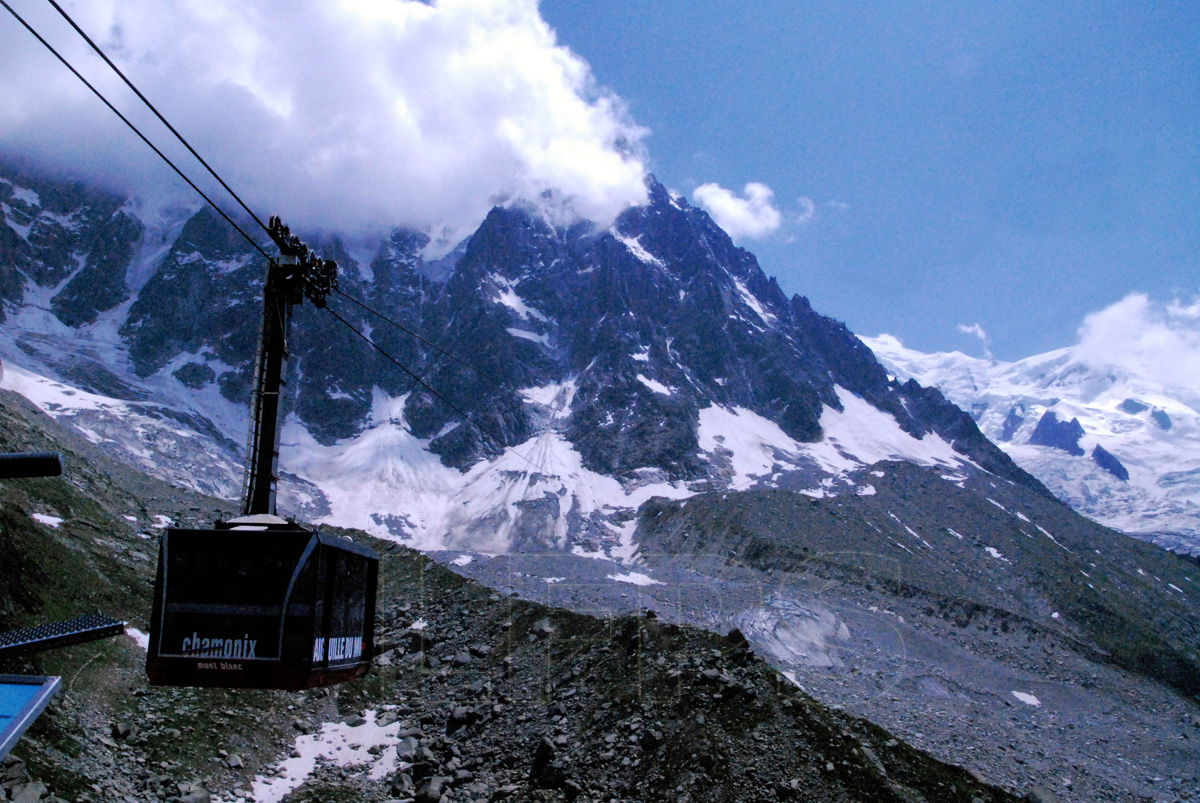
[2,1,1194,361]
[541,0,1199,359]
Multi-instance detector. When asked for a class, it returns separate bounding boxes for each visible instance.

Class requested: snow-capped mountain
[0,163,1037,554]
[863,333,1200,554]
[6,163,1200,802]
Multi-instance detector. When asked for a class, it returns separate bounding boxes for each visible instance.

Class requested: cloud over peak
[1074,293,1200,392]
[0,0,649,242]
[957,322,994,360]
[692,181,782,241]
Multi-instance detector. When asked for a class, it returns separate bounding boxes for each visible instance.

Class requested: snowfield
[2,347,989,561]
[864,334,1200,552]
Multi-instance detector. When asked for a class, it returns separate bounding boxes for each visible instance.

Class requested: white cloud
[0,0,648,244]
[956,322,994,360]
[1073,293,1200,391]
[795,196,816,224]
[692,181,782,241]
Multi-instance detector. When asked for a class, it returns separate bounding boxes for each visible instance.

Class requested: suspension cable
[324,306,514,457]
[331,287,483,376]
[0,0,270,259]
[43,0,273,240]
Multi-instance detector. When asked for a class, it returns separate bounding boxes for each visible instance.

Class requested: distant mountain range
[863,334,1200,556]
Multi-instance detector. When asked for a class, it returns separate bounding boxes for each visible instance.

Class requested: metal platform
[0,614,127,660]
[0,675,60,760]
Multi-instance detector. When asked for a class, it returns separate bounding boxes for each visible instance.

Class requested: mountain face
[0,388,1022,803]
[4,164,1200,801]
[863,334,1200,556]
[0,163,1040,554]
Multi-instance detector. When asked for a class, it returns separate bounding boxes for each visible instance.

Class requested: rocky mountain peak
[1,164,1043,551]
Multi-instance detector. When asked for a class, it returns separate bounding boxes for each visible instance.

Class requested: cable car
[146,219,379,689]
[147,517,377,689]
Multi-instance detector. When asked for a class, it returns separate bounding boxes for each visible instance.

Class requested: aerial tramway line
[4,0,548,690]
[145,218,379,690]
[0,0,468,690]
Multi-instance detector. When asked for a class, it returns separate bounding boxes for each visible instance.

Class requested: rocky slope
[0,388,1017,802]
[448,458,1200,803]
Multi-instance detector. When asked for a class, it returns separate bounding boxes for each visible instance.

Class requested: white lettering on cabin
[312,635,362,662]
[196,661,244,671]
[181,632,257,659]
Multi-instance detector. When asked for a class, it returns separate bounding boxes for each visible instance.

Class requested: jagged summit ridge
[1,165,1037,552]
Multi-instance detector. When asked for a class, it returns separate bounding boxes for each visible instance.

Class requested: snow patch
[697,405,803,490]
[9,184,40,207]
[781,670,804,690]
[518,379,577,410]
[636,374,671,395]
[124,627,149,650]
[731,277,776,326]
[31,513,63,528]
[816,388,971,474]
[721,396,939,495]
[612,231,664,267]
[506,327,551,346]
[1035,525,1073,553]
[984,546,1010,563]
[3,213,32,240]
[607,571,662,587]
[886,512,933,549]
[1011,691,1041,707]
[491,275,548,322]
[242,710,403,802]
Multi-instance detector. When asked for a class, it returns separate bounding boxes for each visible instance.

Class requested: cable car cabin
[145,219,378,690]
[146,516,378,690]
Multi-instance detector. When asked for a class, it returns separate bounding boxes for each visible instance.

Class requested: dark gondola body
[146,518,377,690]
